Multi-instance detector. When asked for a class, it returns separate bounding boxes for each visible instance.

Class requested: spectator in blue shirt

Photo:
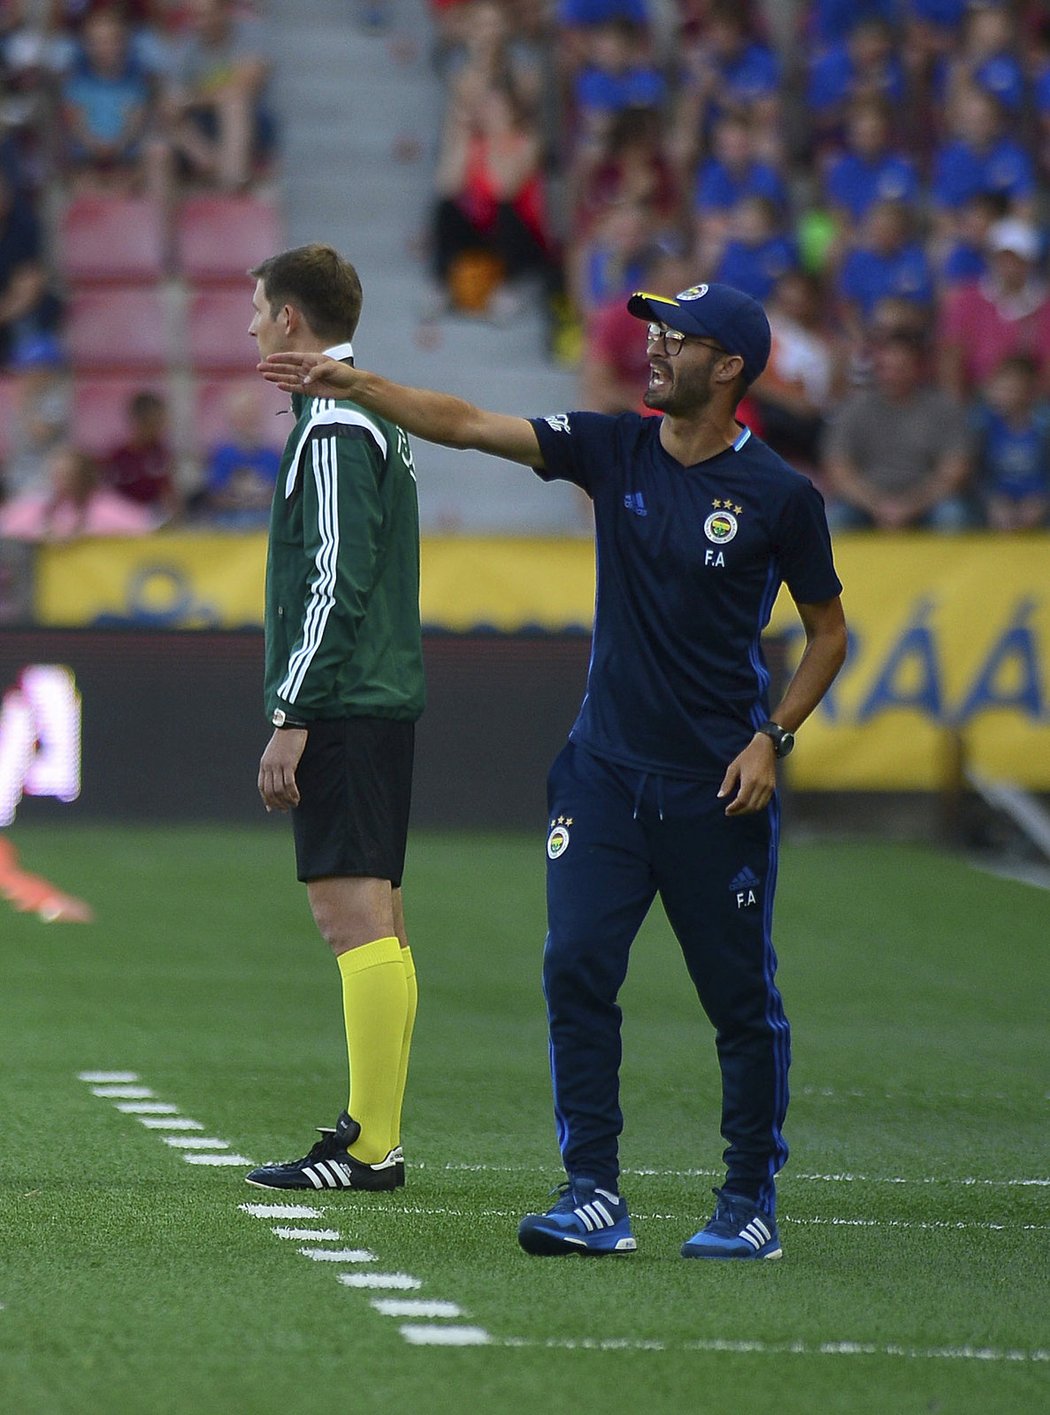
[807,17,905,151]
[971,353,1050,530]
[572,16,665,152]
[931,84,1036,230]
[807,0,899,46]
[1034,23,1050,183]
[674,4,781,166]
[906,0,967,31]
[936,189,1005,289]
[715,195,800,304]
[822,96,921,227]
[198,382,280,529]
[694,113,788,268]
[60,9,159,195]
[838,198,935,330]
[558,0,649,23]
[944,3,1025,115]
[570,196,657,316]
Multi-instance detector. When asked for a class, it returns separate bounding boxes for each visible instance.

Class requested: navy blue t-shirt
[530,413,842,779]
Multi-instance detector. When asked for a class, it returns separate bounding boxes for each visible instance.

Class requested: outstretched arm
[259,351,544,468]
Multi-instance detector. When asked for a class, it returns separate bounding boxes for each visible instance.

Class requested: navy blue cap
[627,282,771,386]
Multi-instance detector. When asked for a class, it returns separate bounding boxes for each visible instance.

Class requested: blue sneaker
[681,1187,782,1260]
[518,1179,636,1256]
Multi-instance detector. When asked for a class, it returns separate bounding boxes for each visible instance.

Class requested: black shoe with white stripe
[517,1178,636,1256]
[680,1187,782,1260]
[245,1111,405,1192]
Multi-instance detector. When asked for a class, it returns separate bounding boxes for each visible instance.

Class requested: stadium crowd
[0,0,279,538]
[0,0,1049,539]
[425,0,1050,531]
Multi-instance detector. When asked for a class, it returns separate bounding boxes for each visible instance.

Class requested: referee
[244,245,425,1193]
[258,282,847,1258]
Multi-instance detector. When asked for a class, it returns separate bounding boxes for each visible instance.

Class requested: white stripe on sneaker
[302,1166,324,1189]
[592,1200,614,1226]
[739,1223,763,1250]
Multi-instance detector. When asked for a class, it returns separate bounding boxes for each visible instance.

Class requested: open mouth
[648,362,671,392]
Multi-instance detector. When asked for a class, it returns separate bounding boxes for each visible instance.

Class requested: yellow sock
[392,946,417,1148]
[336,936,407,1164]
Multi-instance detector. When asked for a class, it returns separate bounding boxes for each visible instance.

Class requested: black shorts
[291,717,415,887]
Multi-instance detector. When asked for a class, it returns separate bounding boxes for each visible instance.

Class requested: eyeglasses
[645,323,727,358]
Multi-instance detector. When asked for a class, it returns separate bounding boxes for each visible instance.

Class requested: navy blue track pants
[543,741,790,1214]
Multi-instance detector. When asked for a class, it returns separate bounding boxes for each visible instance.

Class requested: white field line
[162,1136,230,1149]
[78,1071,140,1084]
[423,1161,1050,1188]
[271,1227,341,1242]
[792,1085,1042,1104]
[116,1103,180,1114]
[401,1325,491,1347]
[316,1200,1048,1233]
[240,1203,324,1219]
[488,1336,1050,1364]
[90,1086,155,1099]
[337,1272,422,1291]
[373,1299,464,1319]
[182,1154,254,1167]
[298,1247,376,1263]
[138,1117,204,1130]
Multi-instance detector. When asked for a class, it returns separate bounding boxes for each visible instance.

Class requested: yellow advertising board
[35,531,1050,789]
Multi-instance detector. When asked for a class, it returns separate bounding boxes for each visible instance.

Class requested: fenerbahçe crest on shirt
[703,497,741,566]
[547,816,572,859]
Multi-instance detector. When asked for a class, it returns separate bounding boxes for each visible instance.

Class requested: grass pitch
[1,824,1047,1415]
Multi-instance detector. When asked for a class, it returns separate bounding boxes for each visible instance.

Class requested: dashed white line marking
[400,1325,491,1347]
[78,1071,140,1084]
[138,1117,204,1130]
[162,1137,230,1150]
[240,1203,323,1220]
[299,1247,376,1263]
[116,1102,180,1114]
[337,1272,422,1291]
[90,1085,155,1099]
[372,1299,464,1319]
[272,1227,341,1242]
[182,1154,253,1167]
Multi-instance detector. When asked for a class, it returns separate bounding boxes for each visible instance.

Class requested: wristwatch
[757,720,795,758]
[271,708,306,729]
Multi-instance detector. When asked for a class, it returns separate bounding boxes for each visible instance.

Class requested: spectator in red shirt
[938,217,1050,401]
[102,388,180,521]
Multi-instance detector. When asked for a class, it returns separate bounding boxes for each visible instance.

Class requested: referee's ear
[280,302,302,339]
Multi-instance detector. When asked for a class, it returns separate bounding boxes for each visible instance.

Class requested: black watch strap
[757,720,795,758]
[272,708,307,729]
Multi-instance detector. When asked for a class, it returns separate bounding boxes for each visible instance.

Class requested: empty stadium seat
[72,376,171,457]
[191,376,290,456]
[186,288,257,373]
[57,196,167,285]
[174,195,283,284]
[66,288,170,373]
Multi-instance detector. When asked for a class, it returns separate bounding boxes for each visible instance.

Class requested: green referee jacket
[263,370,425,725]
